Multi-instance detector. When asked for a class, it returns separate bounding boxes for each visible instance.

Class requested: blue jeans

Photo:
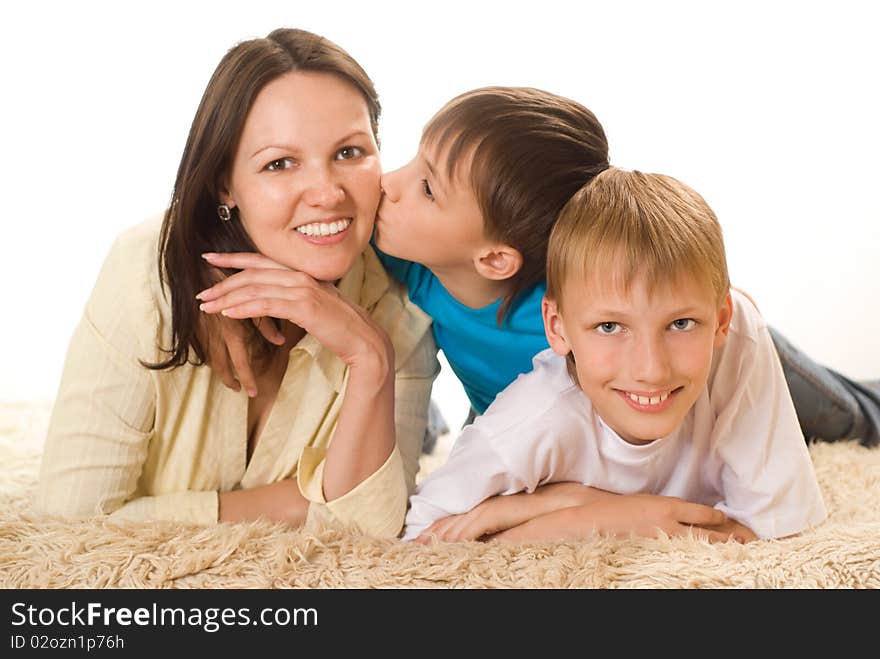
[421,399,450,454]
[769,327,879,447]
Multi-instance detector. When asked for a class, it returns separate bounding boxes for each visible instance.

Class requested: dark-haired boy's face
[374,142,487,272]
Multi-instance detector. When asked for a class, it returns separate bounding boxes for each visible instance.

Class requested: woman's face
[222,71,381,282]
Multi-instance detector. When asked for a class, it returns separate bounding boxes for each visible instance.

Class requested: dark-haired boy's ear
[542,296,572,357]
[714,292,734,348]
[474,244,523,281]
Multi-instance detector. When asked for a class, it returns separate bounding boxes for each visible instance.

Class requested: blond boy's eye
[670,318,696,331]
[421,179,434,201]
[596,322,621,335]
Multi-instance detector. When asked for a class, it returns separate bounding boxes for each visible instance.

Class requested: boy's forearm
[532,482,617,509]
[492,493,752,544]
[482,483,617,532]
[491,506,587,542]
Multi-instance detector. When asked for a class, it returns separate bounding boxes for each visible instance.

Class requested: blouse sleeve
[298,324,439,538]
[34,232,219,524]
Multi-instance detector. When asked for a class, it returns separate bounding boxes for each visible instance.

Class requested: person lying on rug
[34,28,439,537]
[214,86,880,458]
[403,168,828,543]
[376,88,880,450]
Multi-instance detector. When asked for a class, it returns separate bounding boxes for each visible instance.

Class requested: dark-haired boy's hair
[423,87,609,323]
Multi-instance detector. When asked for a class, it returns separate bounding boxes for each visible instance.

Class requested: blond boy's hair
[547,168,730,309]
[546,168,730,383]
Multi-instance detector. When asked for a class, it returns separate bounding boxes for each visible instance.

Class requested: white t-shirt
[404,290,827,540]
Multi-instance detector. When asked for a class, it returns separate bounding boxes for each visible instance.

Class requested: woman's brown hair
[147,28,380,370]
[422,87,609,323]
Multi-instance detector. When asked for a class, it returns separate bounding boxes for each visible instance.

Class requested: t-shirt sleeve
[402,425,530,540]
[401,366,580,541]
[710,296,827,539]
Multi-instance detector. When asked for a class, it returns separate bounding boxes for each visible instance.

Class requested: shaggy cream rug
[1,401,878,589]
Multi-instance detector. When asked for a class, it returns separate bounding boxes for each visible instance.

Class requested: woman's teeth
[296,218,351,236]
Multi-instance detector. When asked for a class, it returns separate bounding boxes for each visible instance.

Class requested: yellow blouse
[35,217,438,538]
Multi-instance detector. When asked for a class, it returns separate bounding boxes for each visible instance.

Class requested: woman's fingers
[199,284,307,315]
[197,264,387,369]
[209,340,240,393]
[219,317,258,398]
[197,267,314,302]
[254,317,286,346]
[202,316,240,393]
[217,299,332,337]
[202,252,291,271]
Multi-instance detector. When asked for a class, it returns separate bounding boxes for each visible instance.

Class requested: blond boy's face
[543,271,733,445]
[374,141,486,271]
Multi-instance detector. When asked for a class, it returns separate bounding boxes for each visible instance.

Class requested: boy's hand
[414,482,617,543]
[700,517,758,543]
[414,495,530,543]
[493,494,752,544]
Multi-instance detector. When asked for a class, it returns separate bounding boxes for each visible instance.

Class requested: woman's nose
[301,166,345,207]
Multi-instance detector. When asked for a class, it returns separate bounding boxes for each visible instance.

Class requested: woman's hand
[199,251,397,503]
[199,310,285,398]
[197,252,392,374]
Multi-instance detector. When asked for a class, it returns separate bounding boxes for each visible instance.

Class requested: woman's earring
[217,204,233,221]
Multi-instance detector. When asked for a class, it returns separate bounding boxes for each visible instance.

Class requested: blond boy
[403,168,826,543]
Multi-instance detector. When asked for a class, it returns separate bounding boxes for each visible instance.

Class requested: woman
[35,28,438,538]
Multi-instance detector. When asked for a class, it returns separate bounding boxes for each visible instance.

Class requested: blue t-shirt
[374,247,548,414]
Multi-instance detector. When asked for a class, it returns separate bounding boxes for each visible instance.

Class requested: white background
[1,1,878,433]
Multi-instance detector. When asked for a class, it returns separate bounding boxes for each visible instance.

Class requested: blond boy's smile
[615,387,682,412]
[545,273,733,446]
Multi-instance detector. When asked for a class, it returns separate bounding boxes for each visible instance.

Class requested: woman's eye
[596,322,621,335]
[421,179,434,201]
[265,158,294,171]
[670,318,697,331]
[336,146,364,160]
